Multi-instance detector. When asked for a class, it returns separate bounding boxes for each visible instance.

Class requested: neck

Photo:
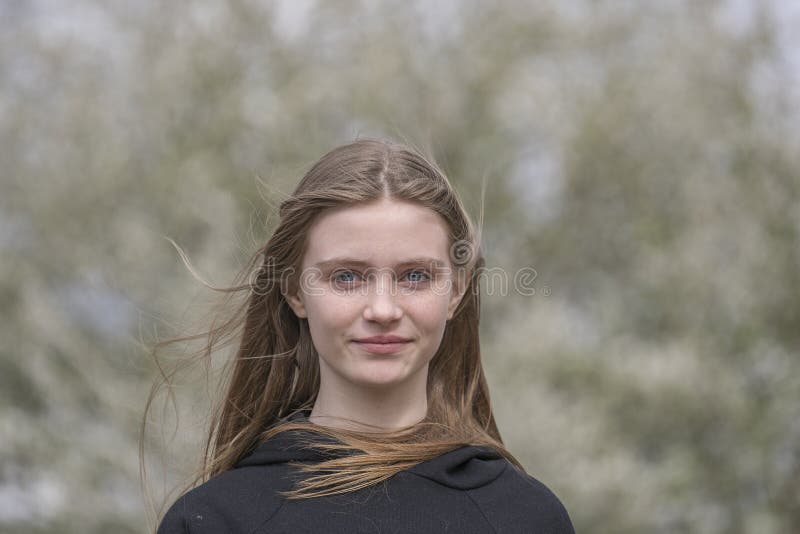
[310,363,429,432]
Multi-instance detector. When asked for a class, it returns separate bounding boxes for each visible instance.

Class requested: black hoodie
[157,410,575,533]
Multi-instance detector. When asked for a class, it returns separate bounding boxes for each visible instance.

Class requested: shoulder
[468,462,576,534]
[157,464,291,534]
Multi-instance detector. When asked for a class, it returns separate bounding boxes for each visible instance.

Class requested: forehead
[302,199,452,267]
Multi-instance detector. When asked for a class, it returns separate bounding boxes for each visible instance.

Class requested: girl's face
[285,198,464,390]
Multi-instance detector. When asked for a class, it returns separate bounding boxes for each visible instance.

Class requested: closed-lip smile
[353,335,412,344]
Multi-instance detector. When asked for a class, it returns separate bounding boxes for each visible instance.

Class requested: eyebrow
[312,257,449,271]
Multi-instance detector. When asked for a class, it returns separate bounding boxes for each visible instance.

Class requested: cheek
[413,294,452,334]
[303,295,359,342]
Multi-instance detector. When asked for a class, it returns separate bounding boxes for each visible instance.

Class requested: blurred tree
[1,0,797,532]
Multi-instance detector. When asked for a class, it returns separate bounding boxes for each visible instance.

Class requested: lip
[353,335,412,344]
[351,335,413,355]
[352,341,411,354]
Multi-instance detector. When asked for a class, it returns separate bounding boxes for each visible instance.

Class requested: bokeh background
[2,1,799,532]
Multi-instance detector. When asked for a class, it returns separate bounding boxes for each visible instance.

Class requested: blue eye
[332,270,360,286]
[331,268,430,289]
[404,269,431,283]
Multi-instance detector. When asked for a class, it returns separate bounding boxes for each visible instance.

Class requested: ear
[283,290,308,319]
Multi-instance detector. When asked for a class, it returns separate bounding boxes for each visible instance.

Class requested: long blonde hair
[143,138,523,514]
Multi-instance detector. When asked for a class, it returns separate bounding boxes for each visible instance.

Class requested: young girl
[152,138,575,533]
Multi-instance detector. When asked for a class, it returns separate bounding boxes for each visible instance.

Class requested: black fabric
[157,410,575,533]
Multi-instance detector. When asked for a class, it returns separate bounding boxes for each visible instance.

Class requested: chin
[352,371,408,388]
[348,362,413,388]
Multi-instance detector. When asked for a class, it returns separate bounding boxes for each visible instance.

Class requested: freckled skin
[284,198,463,422]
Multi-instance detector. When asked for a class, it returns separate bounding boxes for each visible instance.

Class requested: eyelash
[331,269,432,285]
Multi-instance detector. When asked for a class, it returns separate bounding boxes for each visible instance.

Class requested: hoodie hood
[236,410,508,490]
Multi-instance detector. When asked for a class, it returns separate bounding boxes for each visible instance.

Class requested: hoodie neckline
[236,409,508,490]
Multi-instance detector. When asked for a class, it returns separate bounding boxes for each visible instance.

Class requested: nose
[362,272,403,323]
